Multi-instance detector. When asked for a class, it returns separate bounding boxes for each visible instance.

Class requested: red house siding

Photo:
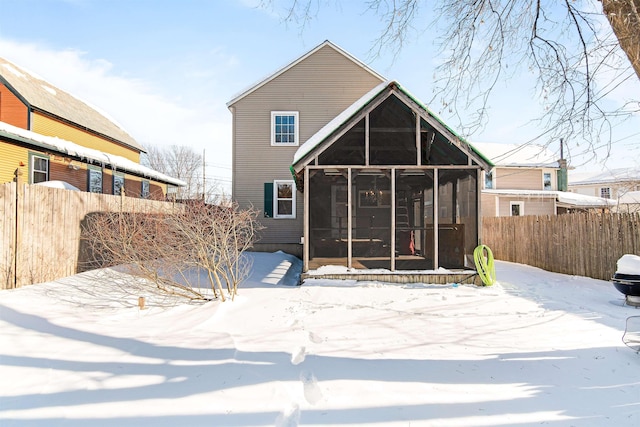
[0,84,29,129]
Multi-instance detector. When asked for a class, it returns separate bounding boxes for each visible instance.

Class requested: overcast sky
[1,0,639,194]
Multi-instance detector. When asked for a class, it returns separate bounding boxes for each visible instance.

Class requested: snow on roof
[471,142,560,168]
[227,40,386,107]
[0,121,186,187]
[483,189,617,208]
[293,81,390,164]
[569,167,640,185]
[0,57,142,152]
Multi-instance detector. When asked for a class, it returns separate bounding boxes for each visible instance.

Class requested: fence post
[12,168,24,289]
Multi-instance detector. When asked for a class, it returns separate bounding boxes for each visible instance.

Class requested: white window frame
[600,187,611,199]
[510,201,524,216]
[30,153,49,184]
[484,170,494,189]
[274,180,296,219]
[271,111,299,146]
[543,171,552,191]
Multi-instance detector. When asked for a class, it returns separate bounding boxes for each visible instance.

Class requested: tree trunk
[601,0,640,80]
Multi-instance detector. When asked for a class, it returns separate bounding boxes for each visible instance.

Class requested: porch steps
[301,270,482,286]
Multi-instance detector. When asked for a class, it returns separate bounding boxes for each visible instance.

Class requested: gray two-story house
[228,41,492,274]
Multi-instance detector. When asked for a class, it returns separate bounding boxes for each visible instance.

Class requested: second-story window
[600,187,611,199]
[271,111,299,146]
[484,171,493,189]
[543,172,552,190]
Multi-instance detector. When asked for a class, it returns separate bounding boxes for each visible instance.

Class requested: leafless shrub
[80,202,260,301]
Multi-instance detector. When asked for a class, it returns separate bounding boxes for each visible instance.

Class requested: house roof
[0,57,143,152]
[483,189,617,208]
[569,167,640,186]
[471,142,560,168]
[226,40,387,107]
[0,120,185,187]
[292,80,493,172]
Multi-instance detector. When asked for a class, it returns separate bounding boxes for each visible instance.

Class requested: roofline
[1,57,143,152]
[0,123,184,187]
[32,107,146,154]
[226,40,387,108]
[291,81,494,173]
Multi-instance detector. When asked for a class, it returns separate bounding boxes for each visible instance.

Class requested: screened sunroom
[291,81,492,273]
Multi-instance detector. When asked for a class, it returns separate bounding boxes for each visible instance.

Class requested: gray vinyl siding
[495,167,543,190]
[231,45,385,245]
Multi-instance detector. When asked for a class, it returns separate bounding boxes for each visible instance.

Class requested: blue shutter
[264,182,273,218]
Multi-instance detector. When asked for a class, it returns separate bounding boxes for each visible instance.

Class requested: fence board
[483,213,640,281]
[0,182,180,289]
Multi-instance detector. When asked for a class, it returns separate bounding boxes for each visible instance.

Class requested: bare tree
[144,145,222,203]
[262,0,640,162]
[81,202,261,301]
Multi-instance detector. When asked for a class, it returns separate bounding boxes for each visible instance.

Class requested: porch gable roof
[291,80,494,173]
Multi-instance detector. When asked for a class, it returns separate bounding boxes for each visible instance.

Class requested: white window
[510,201,524,216]
[274,180,295,218]
[88,168,103,193]
[113,173,125,195]
[485,171,494,189]
[271,111,299,146]
[600,187,611,199]
[543,172,552,191]
[30,154,49,184]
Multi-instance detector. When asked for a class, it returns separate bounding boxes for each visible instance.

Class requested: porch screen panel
[370,95,417,165]
[317,118,365,165]
[351,170,392,268]
[421,118,468,165]
[437,170,478,269]
[395,170,434,270]
[309,169,348,266]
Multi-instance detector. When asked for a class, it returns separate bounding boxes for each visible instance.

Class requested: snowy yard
[0,252,638,427]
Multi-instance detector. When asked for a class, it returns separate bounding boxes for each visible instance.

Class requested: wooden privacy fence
[0,182,179,289]
[482,213,640,281]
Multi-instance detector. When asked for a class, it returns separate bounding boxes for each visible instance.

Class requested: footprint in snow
[274,403,300,427]
[300,370,323,405]
[291,346,306,365]
[308,331,323,343]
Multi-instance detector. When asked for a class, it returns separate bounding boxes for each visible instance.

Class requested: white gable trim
[226,40,386,107]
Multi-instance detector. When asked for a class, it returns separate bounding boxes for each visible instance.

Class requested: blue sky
[1,0,639,194]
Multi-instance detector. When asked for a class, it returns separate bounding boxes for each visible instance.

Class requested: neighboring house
[228,41,492,272]
[0,57,183,198]
[473,142,615,216]
[569,167,640,213]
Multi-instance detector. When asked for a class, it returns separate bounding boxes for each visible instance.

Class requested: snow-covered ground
[0,252,638,427]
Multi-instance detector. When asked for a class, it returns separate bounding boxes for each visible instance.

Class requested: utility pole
[202,149,206,202]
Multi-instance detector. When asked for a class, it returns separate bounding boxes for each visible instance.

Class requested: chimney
[557,138,568,192]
